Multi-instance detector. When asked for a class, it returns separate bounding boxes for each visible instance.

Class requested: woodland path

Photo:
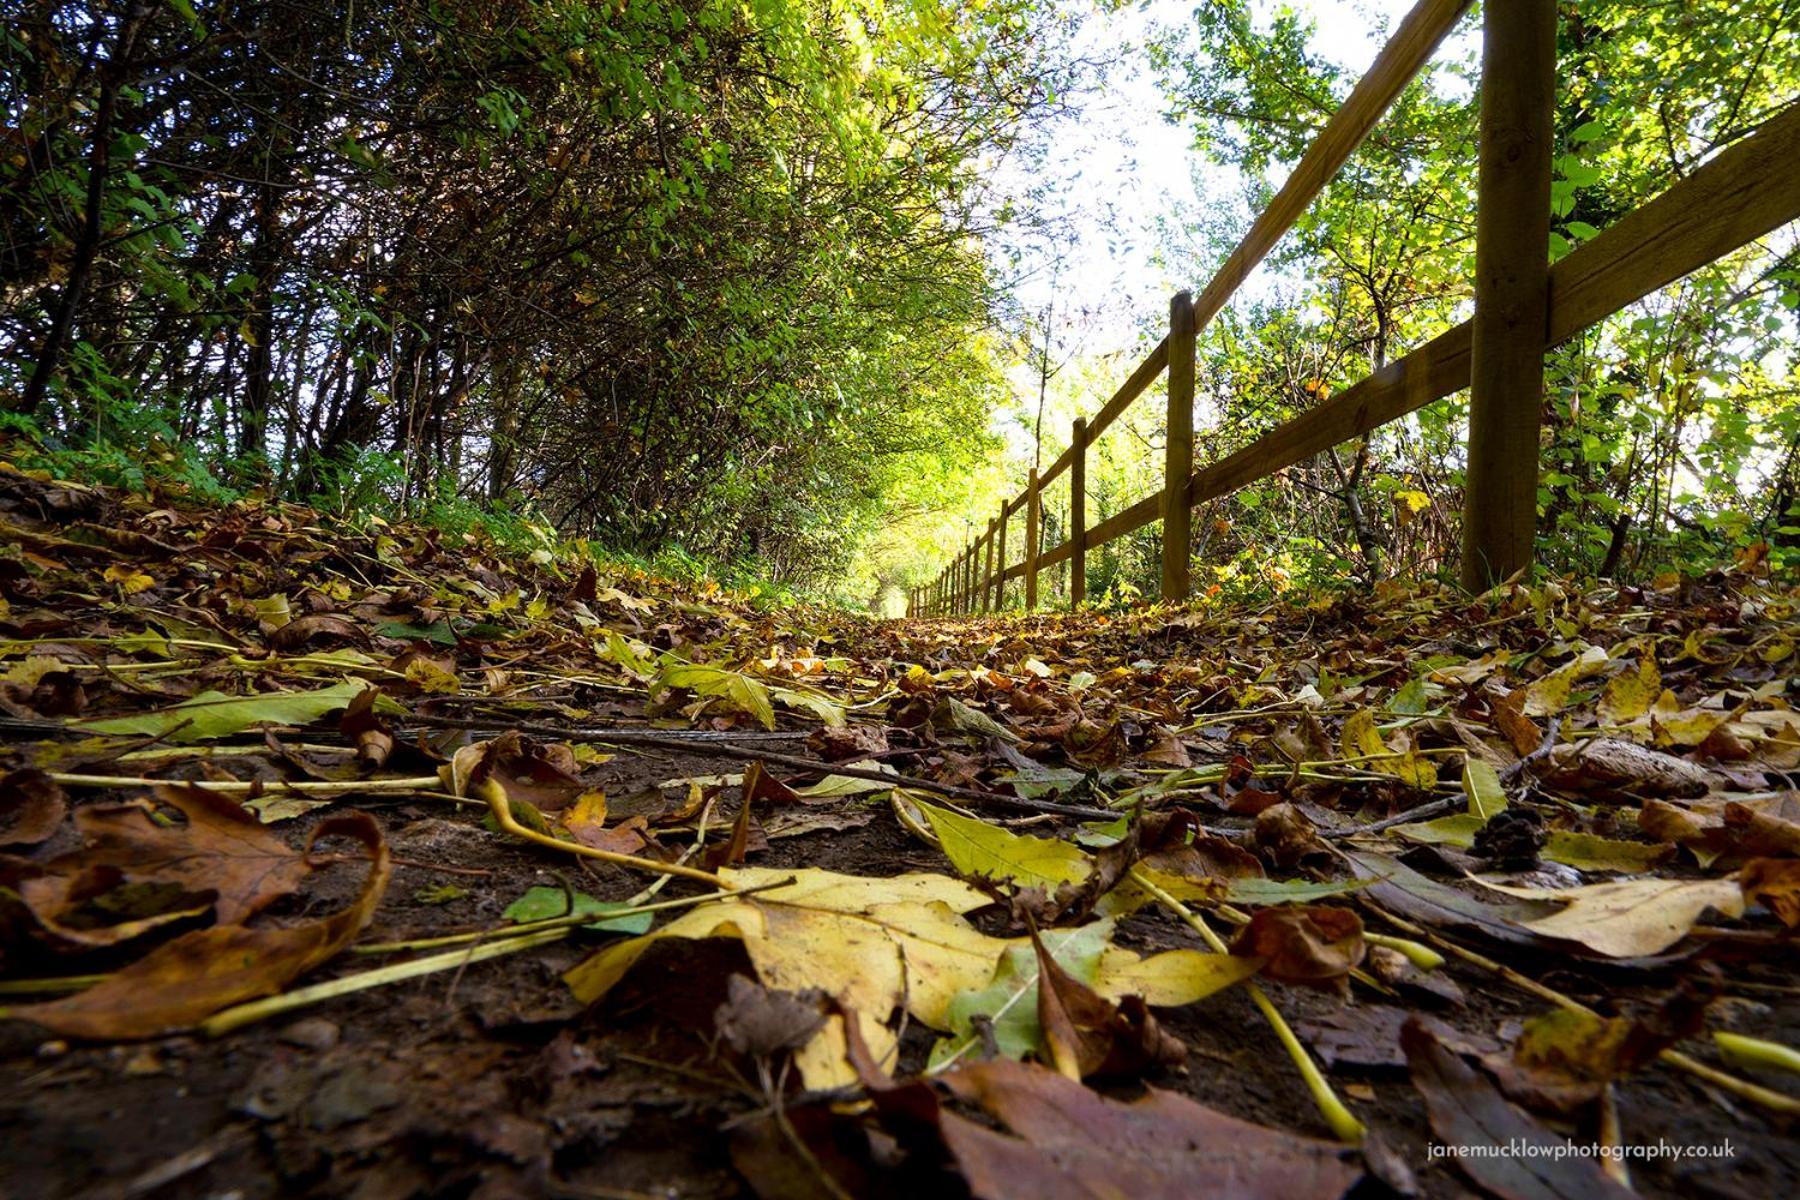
[1,466,1797,1199]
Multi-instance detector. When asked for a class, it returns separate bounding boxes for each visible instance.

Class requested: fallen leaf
[655,662,777,729]
[502,885,654,933]
[935,1058,1362,1200]
[1741,858,1800,926]
[79,681,392,743]
[1597,654,1659,725]
[12,812,390,1038]
[1403,1019,1635,1200]
[565,866,996,1089]
[0,768,66,846]
[439,731,585,811]
[933,920,1115,1070]
[1033,926,1186,1080]
[22,784,312,936]
[919,799,1089,891]
[1536,738,1714,799]
[1473,875,1746,957]
[1228,905,1365,989]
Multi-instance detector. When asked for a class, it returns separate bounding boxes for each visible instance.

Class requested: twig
[1324,794,1465,839]
[200,929,571,1036]
[1130,868,1365,1143]
[407,713,1121,821]
[1368,906,1800,1117]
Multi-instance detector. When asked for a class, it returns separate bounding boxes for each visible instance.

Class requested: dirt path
[1,467,1796,1198]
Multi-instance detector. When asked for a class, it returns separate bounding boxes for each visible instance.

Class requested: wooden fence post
[995,502,1009,611]
[1162,291,1196,603]
[962,544,973,614]
[1461,0,1555,591]
[1071,416,1088,609]
[981,520,994,613]
[1025,469,1041,611]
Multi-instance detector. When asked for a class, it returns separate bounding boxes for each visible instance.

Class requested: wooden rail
[908,0,1800,617]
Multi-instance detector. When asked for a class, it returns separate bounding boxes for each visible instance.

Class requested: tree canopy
[3,0,1074,591]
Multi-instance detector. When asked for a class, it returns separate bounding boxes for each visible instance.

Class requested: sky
[999,0,1471,360]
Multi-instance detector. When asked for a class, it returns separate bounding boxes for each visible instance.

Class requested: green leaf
[376,619,457,645]
[1393,813,1486,849]
[78,681,393,743]
[917,798,1089,889]
[793,762,896,798]
[654,663,776,729]
[930,919,1114,1069]
[937,696,1020,743]
[1463,760,1508,821]
[1389,677,1429,715]
[503,886,654,933]
[1224,877,1372,906]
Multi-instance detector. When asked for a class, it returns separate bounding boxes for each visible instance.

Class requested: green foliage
[2,0,1077,599]
[1126,0,1800,591]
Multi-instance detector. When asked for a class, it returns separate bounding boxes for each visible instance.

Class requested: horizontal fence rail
[909,0,1800,618]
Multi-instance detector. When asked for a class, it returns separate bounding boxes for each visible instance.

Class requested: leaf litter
[0,465,1798,1197]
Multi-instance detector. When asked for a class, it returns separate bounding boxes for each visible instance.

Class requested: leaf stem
[1132,868,1365,1143]
[200,928,570,1037]
[1370,906,1800,1116]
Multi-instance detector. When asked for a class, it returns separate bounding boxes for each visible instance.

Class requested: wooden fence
[907,0,1800,618]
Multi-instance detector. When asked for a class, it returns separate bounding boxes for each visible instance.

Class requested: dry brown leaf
[936,1058,1362,1200]
[1031,925,1185,1080]
[1403,1019,1635,1200]
[1228,905,1365,989]
[12,811,390,1038]
[0,768,67,847]
[21,784,311,936]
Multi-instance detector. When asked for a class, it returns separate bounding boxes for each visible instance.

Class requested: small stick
[1131,868,1365,1143]
[409,713,1121,821]
[1324,794,1465,839]
[1369,906,1800,1117]
[47,772,442,794]
[483,783,730,887]
[201,929,569,1036]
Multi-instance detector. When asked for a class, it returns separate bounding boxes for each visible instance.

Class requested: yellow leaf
[655,663,776,730]
[1541,831,1674,873]
[1093,947,1264,1006]
[1597,654,1659,725]
[103,564,154,594]
[1646,690,1739,748]
[1463,759,1507,821]
[1473,876,1745,957]
[1340,709,1388,761]
[1393,813,1485,848]
[404,656,461,694]
[565,790,608,830]
[564,866,997,1089]
[916,799,1089,889]
[1394,489,1431,515]
[1523,646,1609,717]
